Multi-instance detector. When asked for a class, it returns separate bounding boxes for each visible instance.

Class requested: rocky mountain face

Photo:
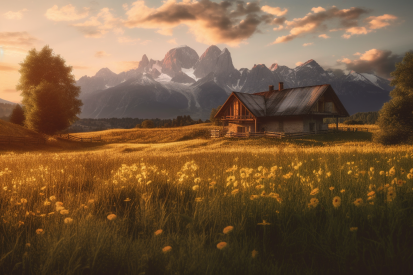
[161,46,199,77]
[76,45,392,119]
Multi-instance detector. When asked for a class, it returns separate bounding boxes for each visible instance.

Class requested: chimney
[269,85,274,91]
[278,82,284,91]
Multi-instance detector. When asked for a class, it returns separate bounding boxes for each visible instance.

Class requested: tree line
[323,111,379,125]
[65,115,206,133]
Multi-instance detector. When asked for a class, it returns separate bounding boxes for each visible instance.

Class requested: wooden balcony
[221,115,254,120]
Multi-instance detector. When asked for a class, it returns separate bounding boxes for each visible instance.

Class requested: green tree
[375,52,413,144]
[209,105,222,125]
[141,120,154,128]
[9,104,25,126]
[16,45,83,135]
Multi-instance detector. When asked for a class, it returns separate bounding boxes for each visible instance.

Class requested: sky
[0,0,412,103]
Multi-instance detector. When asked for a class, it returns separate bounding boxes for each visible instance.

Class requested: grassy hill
[70,123,219,143]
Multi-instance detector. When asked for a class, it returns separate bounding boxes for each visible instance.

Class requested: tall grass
[1,141,413,274]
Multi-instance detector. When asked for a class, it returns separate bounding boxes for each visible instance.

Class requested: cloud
[296,62,303,66]
[261,5,288,16]
[124,0,287,46]
[337,48,412,78]
[0,62,18,71]
[94,50,111,58]
[122,3,129,11]
[3,89,18,93]
[45,4,89,21]
[366,14,398,29]
[303,42,313,47]
[0,32,39,48]
[72,8,123,38]
[318,34,329,38]
[168,38,178,44]
[0,32,40,55]
[3,9,28,20]
[311,7,326,13]
[118,36,141,45]
[342,26,371,38]
[271,6,397,44]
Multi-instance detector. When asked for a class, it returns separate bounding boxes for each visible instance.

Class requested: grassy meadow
[1,123,413,275]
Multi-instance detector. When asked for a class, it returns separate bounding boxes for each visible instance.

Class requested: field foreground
[1,132,413,275]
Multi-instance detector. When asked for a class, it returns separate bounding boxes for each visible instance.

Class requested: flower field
[1,139,413,274]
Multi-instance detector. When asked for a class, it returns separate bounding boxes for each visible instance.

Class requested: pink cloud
[94,51,111,58]
[45,4,89,21]
[311,7,326,13]
[366,14,398,29]
[303,42,313,47]
[318,34,329,39]
[3,9,28,20]
[295,62,303,66]
[72,8,123,38]
[261,5,288,16]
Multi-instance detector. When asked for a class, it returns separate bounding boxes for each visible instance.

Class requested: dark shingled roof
[218,84,349,118]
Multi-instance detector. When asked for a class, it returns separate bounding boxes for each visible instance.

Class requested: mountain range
[76,45,392,120]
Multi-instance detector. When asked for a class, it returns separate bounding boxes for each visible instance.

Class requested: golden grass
[70,123,219,143]
[0,119,44,138]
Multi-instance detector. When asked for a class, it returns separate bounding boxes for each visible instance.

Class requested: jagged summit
[95,68,116,78]
[269,63,278,71]
[161,46,199,77]
[194,45,222,78]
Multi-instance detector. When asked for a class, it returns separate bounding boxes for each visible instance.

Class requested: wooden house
[214,82,349,134]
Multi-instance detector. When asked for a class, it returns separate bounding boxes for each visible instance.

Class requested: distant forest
[324,112,379,124]
[66,115,205,133]
[0,103,16,120]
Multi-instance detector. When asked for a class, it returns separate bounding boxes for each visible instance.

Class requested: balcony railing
[221,115,253,120]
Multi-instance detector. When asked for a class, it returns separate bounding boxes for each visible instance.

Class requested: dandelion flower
[162,246,172,253]
[308,198,319,208]
[252,249,258,258]
[107,214,117,221]
[217,242,227,250]
[348,170,352,175]
[340,189,345,193]
[44,200,51,206]
[310,188,319,196]
[64,218,73,224]
[21,198,27,204]
[88,199,95,204]
[56,201,63,206]
[154,229,163,236]
[350,227,358,232]
[379,171,385,176]
[192,185,199,191]
[231,189,239,195]
[49,196,56,201]
[332,196,341,208]
[329,187,334,191]
[367,191,375,197]
[124,198,131,202]
[60,210,69,215]
[353,198,363,207]
[36,229,44,235]
[223,226,233,234]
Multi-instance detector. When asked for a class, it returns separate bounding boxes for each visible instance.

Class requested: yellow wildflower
[107,214,117,221]
[162,246,172,253]
[36,229,44,235]
[154,229,163,236]
[332,196,341,208]
[350,227,358,232]
[217,242,227,250]
[353,198,363,207]
[223,226,234,234]
[310,188,319,196]
[64,218,73,224]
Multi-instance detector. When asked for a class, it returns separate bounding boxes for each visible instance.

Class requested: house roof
[216,84,349,118]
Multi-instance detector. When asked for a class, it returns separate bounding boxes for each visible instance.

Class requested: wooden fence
[212,129,334,139]
[0,135,46,144]
[55,134,103,143]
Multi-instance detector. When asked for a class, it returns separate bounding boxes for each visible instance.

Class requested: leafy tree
[9,104,25,126]
[209,105,222,125]
[16,45,82,135]
[375,52,413,144]
[141,120,154,128]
